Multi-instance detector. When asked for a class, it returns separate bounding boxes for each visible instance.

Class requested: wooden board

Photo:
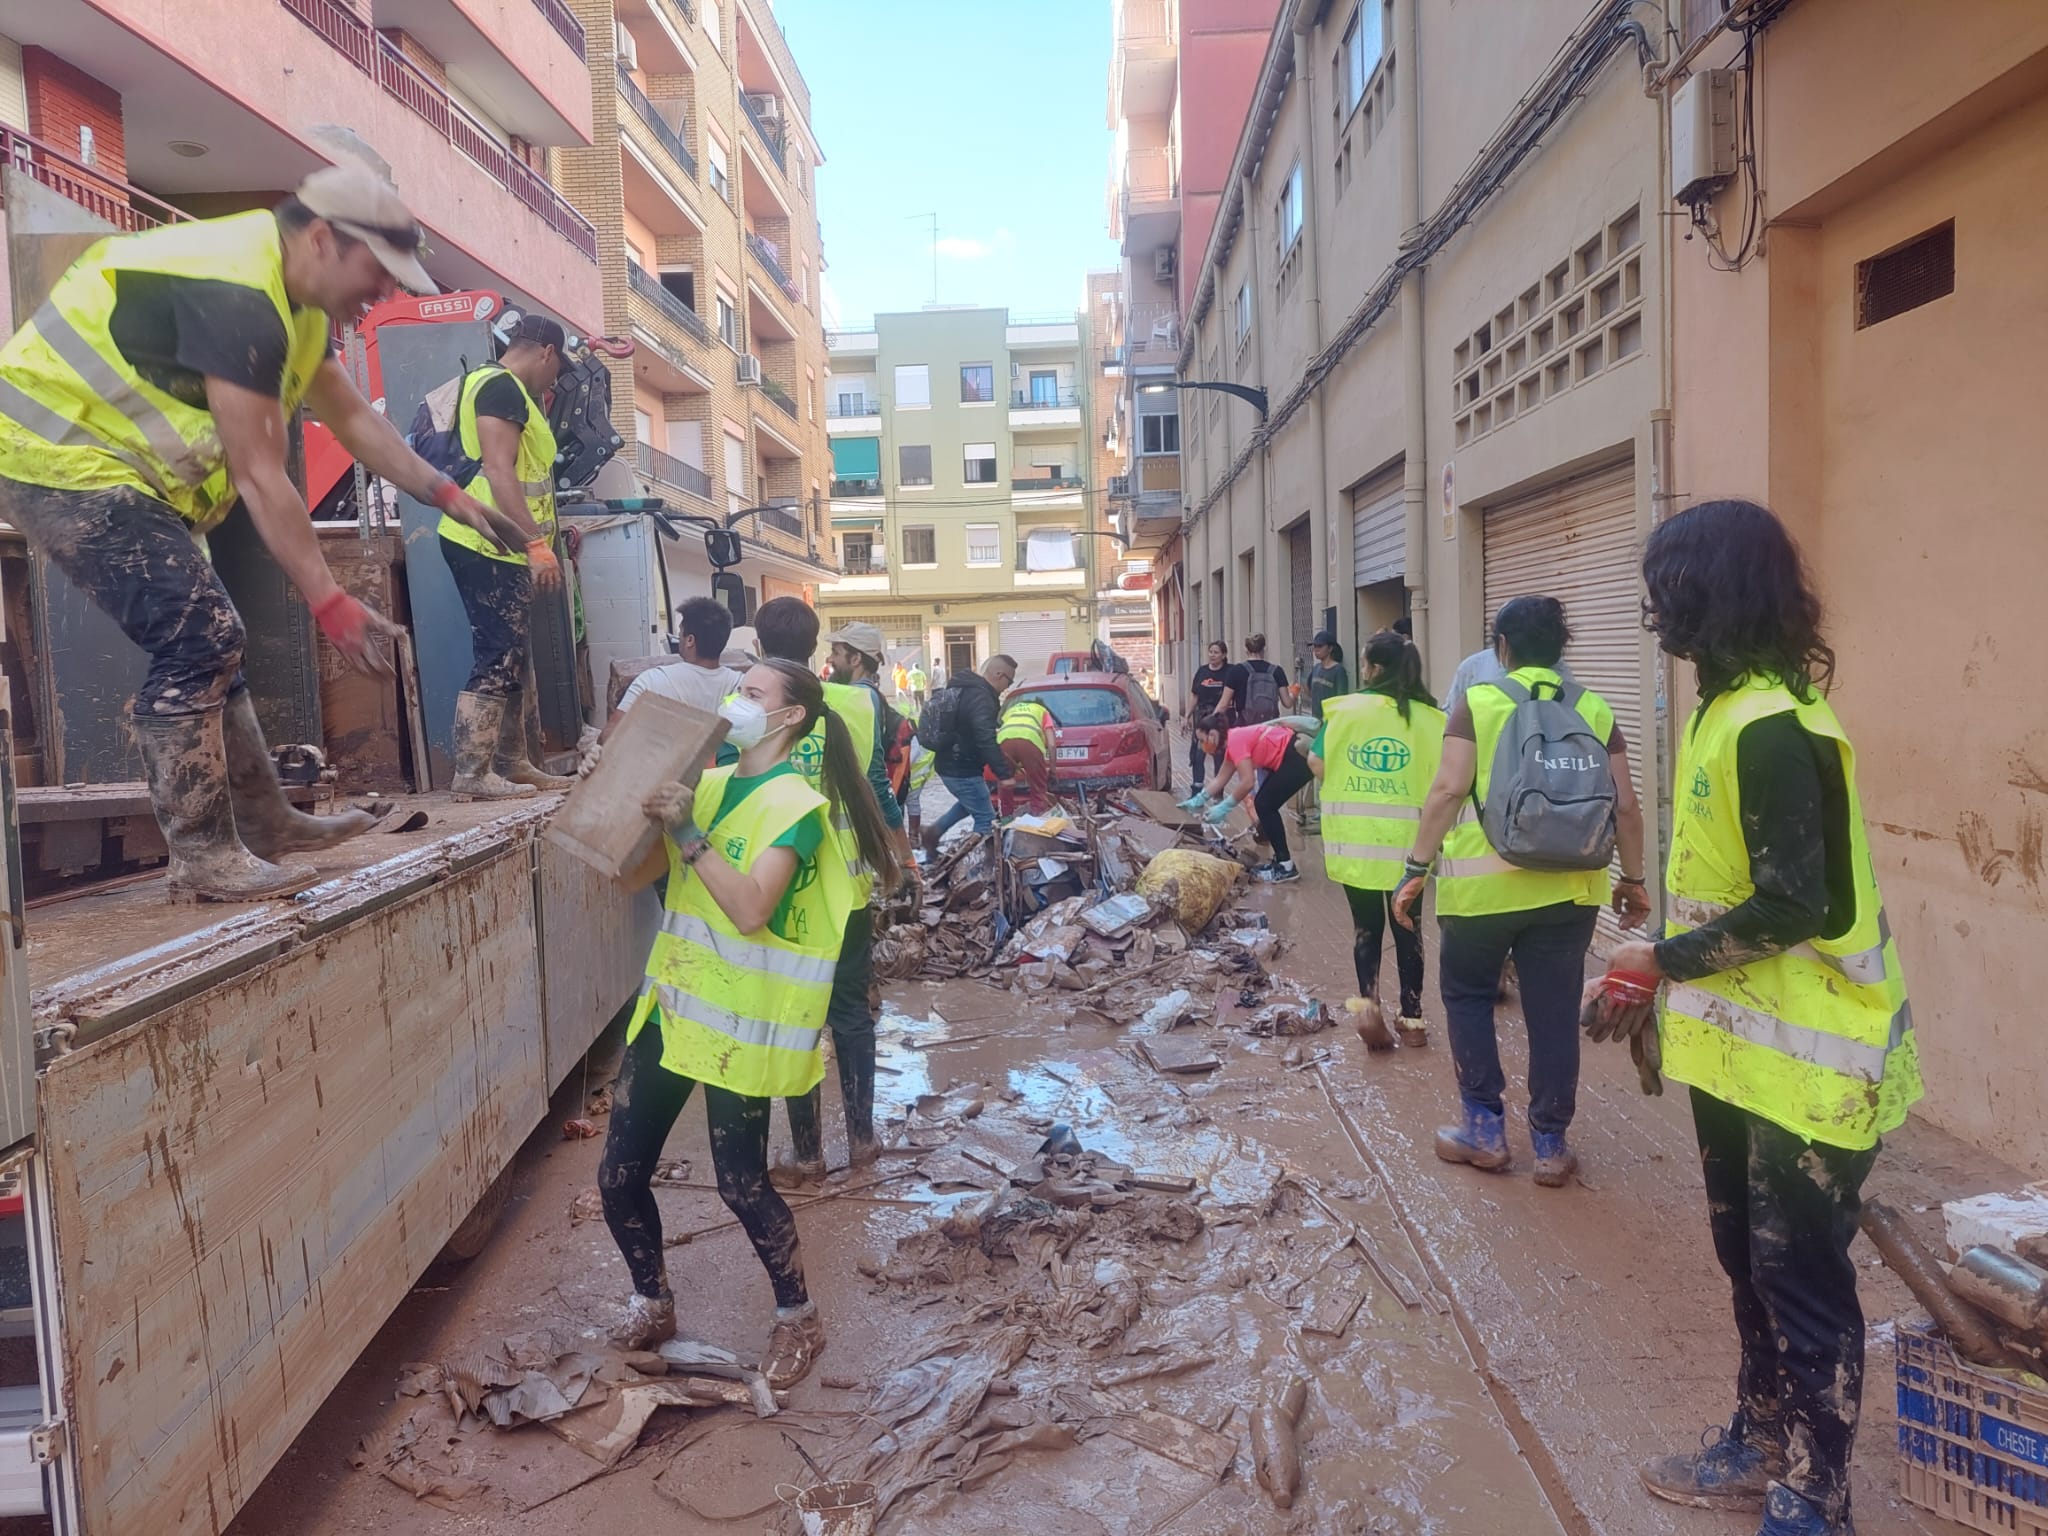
[1102,1407,1239,1478]
[1138,1036,1223,1074]
[1125,789,1202,828]
[544,693,726,879]
[38,845,549,1536]
[537,835,658,1083]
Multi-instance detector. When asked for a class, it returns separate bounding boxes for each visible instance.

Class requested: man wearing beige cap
[0,162,522,901]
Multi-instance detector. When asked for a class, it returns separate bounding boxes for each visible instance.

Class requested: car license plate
[1056,746,1089,761]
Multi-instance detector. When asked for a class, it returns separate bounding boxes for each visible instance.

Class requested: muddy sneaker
[769,1157,828,1191]
[763,1304,826,1389]
[610,1292,677,1350]
[1348,997,1395,1051]
[1640,1414,1784,1510]
[1256,860,1301,884]
[1756,1480,1849,1534]
[1396,1016,1429,1048]
[1433,1103,1512,1171]
[1531,1131,1578,1187]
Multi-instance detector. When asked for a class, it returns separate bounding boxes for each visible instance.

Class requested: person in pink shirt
[1187,714,1315,882]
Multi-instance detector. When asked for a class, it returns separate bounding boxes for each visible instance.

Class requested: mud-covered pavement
[224,834,2021,1535]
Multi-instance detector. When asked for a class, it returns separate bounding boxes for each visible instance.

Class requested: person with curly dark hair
[1606,500,1921,1536]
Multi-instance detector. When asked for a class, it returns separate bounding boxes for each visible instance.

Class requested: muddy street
[222,837,2015,1536]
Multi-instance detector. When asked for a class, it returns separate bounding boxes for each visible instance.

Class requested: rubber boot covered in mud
[222,691,384,857]
[1434,1101,1512,1171]
[450,691,539,801]
[135,709,320,902]
[494,687,573,791]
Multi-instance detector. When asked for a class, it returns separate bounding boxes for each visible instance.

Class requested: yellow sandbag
[1136,849,1243,933]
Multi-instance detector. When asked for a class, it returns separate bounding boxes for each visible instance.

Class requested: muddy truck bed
[21,795,652,1536]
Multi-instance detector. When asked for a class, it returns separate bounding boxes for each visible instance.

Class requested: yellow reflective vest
[791,679,880,905]
[1436,667,1615,917]
[997,699,1054,757]
[628,765,854,1098]
[1316,692,1446,890]
[0,211,333,532]
[437,364,559,564]
[1659,677,1921,1149]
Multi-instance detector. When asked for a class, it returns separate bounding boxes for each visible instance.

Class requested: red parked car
[1006,670,1171,793]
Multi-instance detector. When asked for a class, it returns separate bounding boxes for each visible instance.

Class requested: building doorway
[943,626,977,683]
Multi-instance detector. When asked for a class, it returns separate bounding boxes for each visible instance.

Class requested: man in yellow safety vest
[432,312,572,800]
[1603,501,1920,1536]
[995,693,1055,813]
[0,162,516,901]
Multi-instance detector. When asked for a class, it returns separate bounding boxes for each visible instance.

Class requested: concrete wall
[1668,0,2048,1171]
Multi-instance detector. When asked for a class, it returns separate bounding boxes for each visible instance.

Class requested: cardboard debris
[1138,1036,1223,1074]
[1101,1406,1240,1477]
[545,693,726,879]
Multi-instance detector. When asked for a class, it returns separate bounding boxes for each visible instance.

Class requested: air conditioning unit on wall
[615,23,638,71]
[1152,247,1175,282]
[736,354,762,386]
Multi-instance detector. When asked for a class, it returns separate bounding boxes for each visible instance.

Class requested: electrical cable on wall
[1695,28,1766,271]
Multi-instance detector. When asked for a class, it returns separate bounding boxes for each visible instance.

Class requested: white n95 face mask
[718,696,771,748]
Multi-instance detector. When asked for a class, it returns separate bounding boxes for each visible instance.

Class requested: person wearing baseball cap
[431,308,575,800]
[0,155,514,900]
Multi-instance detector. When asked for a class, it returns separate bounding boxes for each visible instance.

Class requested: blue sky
[775,0,1120,326]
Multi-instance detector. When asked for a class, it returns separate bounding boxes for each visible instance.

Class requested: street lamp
[1139,378,1268,419]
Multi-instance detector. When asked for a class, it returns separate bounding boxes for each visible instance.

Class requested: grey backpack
[1476,678,1617,872]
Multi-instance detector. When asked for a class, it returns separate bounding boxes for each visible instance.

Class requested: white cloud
[936,236,994,260]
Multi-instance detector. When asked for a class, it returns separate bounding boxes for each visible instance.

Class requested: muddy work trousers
[599,1019,807,1308]
[996,739,1052,815]
[1437,900,1597,1136]
[1693,1088,1877,1524]
[1251,746,1313,863]
[785,908,877,1165]
[441,536,532,697]
[1343,883,1425,1017]
[0,480,245,714]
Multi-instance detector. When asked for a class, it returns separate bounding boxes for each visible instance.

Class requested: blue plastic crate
[1896,1320,2048,1536]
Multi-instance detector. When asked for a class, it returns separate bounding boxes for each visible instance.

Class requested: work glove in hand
[1177,792,1209,812]
[1630,1021,1665,1096]
[642,781,702,844]
[313,590,398,676]
[1204,799,1235,825]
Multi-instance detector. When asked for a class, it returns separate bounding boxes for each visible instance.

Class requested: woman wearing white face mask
[600,658,901,1385]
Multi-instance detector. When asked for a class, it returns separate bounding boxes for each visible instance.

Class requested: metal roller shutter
[1352,484,1405,588]
[1287,524,1314,662]
[999,610,1067,681]
[1482,456,1644,943]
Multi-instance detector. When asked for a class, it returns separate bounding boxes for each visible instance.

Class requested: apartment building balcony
[828,328,879,359]
[1009,387,1082,430]
[1012,473,1086,510]
[616,63,698,202]
[10,0,599,326]
[371,0,592,139]
[1126,303,1182,369]
[820,569,891,596]
[1109,0,1177,125]
[626,263,714,393]
[1111,457,1184,552]
[0,125,183,235]
[825,398,880,435]
[829,475,882,500]
[633,439,713,507]
[1118,145,1180,258]
[744,230,803,306]
[751,389,803,460]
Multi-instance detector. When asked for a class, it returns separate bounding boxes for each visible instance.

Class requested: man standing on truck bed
[429,312,573,800]
[0,162,517,901]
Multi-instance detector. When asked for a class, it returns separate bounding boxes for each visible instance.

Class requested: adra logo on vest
[1692,766,1712,798]
[1349,737,1411,773]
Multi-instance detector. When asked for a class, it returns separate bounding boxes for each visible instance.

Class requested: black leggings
[1187,729,1223,791]
[786,909,877,1163]
[1253,745,1314,862]
[1343,883,1425,1017]
[599,1019,808,1307]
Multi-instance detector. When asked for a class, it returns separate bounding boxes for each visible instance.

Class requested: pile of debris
[1863,1186,2048,1375]
[876,790,1292,1023]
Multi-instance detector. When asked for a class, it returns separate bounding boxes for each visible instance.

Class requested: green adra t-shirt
[704,762,824,938]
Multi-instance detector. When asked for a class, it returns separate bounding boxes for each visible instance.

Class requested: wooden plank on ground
[1102,1407,1239,1478]
[544,693,726,879]
[38,844,548,1536]
[1126,789,1201,828]
[1138,1036,1223,1074]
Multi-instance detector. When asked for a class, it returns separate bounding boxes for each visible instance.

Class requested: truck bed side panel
[37,846,546,1535]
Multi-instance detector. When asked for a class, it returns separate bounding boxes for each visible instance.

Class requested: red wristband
[430,476,463,512]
